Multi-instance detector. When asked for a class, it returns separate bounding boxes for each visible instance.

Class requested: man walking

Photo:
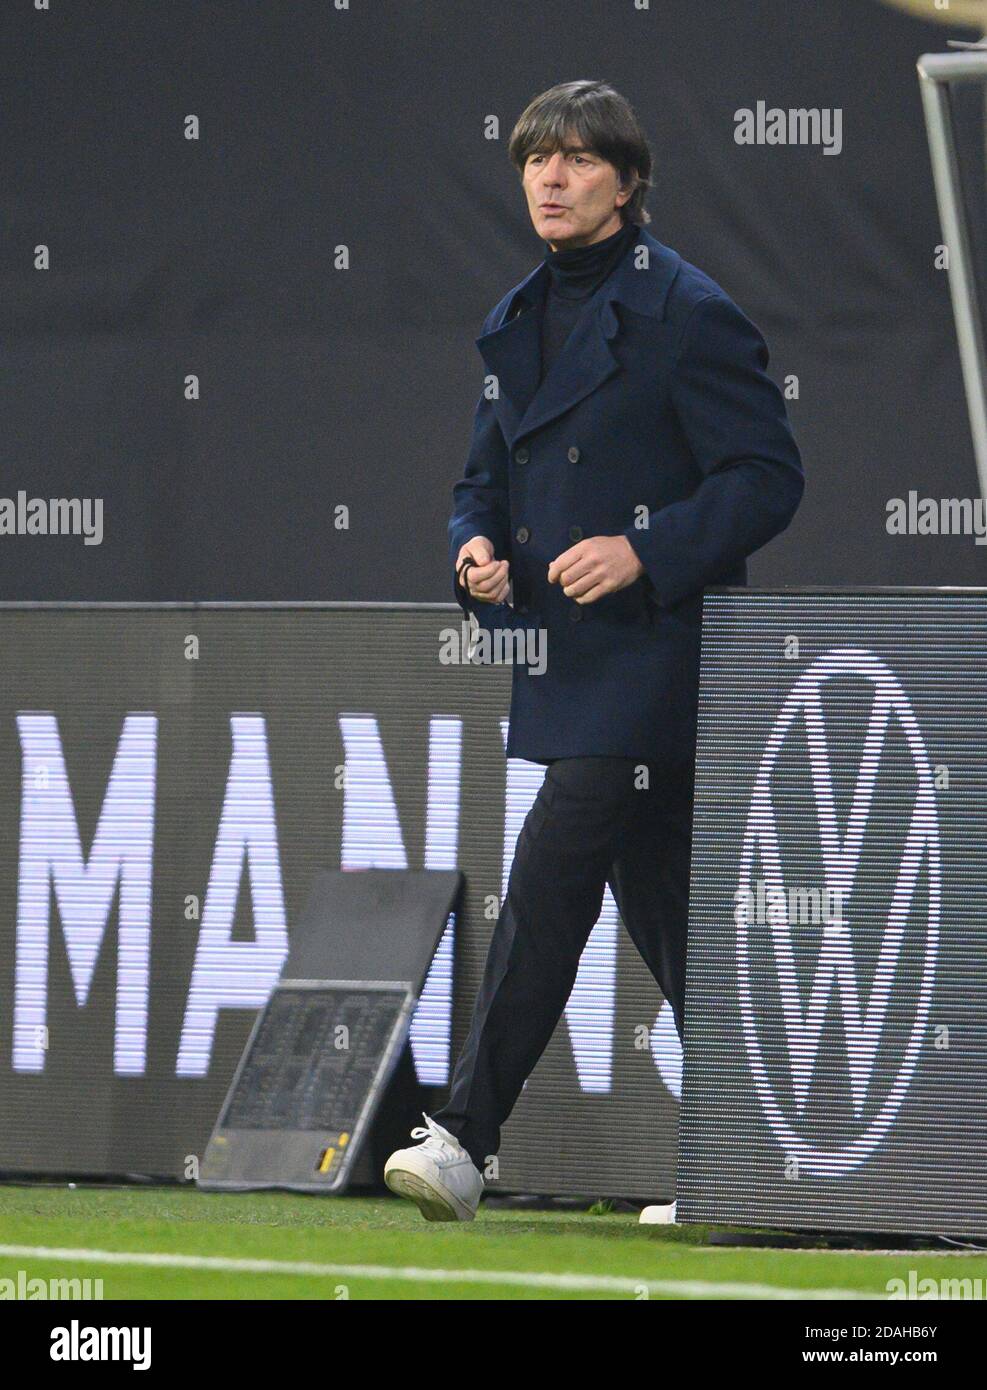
[385,79,804,1221]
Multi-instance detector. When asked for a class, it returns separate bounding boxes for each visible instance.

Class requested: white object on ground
[639,1200,678,1225]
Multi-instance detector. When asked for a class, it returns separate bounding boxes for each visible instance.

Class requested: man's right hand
[456,536,510,604]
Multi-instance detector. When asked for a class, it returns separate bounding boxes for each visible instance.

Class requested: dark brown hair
[508,80,653,226]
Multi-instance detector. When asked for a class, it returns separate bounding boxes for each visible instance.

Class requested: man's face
[521,133,633,249]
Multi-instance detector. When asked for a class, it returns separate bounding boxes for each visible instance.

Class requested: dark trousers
[433,754,694,1171]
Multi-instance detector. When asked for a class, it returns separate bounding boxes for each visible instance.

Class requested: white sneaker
[639,1199,678,1225]
[384,1114,484,1222]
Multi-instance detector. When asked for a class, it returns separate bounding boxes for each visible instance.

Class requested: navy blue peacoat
[448,224,804,765]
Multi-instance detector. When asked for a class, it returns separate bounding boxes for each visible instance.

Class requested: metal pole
[918,53,987,504]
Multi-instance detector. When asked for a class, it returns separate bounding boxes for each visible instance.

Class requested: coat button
[515,526,530,544]
[569,525,583,542]
[567,446,581,463]
[515,447,529,465]
[569,606,583,623]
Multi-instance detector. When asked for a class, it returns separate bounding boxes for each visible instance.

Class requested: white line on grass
[0,1244,875,1299]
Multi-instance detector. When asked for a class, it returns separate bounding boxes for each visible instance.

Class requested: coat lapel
[475,229,682,450]
[472,290,544,446]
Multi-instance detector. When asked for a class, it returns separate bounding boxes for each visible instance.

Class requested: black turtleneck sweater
[539,219,639,383]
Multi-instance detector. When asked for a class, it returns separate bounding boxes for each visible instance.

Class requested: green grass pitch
[0,1184,984,1300]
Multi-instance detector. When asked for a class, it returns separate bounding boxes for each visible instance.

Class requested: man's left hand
[547,535,645,604]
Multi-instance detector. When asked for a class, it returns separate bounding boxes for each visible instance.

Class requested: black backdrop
[2,0,984,602]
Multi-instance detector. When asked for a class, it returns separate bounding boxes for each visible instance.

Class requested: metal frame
[199,979,416,1194]
[918,51,987,502]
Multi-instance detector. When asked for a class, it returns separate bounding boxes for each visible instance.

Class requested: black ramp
[198,868,462,1192]
[284,868,462,988]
